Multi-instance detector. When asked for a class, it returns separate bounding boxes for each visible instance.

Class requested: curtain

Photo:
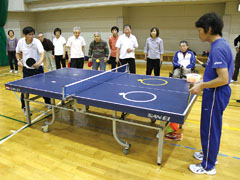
[0,0,9,66]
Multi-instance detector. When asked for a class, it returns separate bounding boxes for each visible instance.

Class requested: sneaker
[165,132,183,141]
[194,151,203,160]
[189,163,216,175]
[9,70,13,73]
[14,70,18,73]
[231,80,238,83]
[194,152,218,164]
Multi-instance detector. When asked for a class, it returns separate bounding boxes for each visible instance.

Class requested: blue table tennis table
[5,66,197,165]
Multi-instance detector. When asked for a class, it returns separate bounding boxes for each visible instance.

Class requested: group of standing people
[6,24,165,75]
[63,24,164,75]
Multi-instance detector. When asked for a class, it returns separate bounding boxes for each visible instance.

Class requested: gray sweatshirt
[7,37,18,52]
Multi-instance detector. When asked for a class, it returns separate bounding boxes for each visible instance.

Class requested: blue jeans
[92,58,106,71]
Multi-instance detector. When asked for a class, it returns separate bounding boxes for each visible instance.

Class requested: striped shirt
[88,40,109,59]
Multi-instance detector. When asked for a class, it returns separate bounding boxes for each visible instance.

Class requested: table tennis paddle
[26,58,36,67]
[88,61,93,67]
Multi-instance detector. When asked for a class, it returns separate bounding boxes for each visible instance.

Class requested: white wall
[223,1,240,53]
[5,12,36,40]
[8,0,26,12]
[127,3,225,53]
[35,6,124,54]
[5,1,240,55]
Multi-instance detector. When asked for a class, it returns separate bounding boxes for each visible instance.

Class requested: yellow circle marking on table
[138,78,168,86]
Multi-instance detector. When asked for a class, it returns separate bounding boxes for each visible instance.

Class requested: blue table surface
[6,68,193,115]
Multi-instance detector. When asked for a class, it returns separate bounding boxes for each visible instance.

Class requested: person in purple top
[144,27,164,76]
[6,30,18,73]
[189,13,234,175]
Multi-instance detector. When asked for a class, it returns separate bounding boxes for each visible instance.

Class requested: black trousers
[21,66,51,109]
[8,51,18,71]
[119,58,136,74]
[70,58,84,68]
[232,52,240,81]
[146,58,160,76]
[108,56,117,69]
[55,55,66,69]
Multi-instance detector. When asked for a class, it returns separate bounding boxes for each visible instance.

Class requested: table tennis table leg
[112,111,131,155]
[24,93,31,125]
[157,121,166,165]
[42,99,56,133]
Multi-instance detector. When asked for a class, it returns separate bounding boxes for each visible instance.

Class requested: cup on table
[186,73,201,83]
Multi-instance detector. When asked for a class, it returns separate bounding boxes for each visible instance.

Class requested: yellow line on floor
[186,120,240,131]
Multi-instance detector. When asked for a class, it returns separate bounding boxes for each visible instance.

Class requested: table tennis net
[62,64,129,99]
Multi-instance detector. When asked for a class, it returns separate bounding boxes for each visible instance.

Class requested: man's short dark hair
[111,26,119,33]
[150,27,159,37]
[8,30,14,35]
[195,12,223,36]
[23,26,35,35]
[179,40,188,46]
[54,27,62,35]
[123,24,131,30]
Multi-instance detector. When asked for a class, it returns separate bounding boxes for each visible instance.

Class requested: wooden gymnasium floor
[0,61,239,180]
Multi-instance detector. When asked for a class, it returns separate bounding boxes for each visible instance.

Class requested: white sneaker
[189,163,216,175]
[9,70,13,73]
[194,152,218,164]
[231,80,238,83]
[14,70,18,73]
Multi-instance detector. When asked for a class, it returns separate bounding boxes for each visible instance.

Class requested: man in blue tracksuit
[189,13,234,175]
[172,40,196,78]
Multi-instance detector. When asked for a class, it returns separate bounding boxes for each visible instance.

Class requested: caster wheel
[41,124,49,133]
[86,105,89,111]
[150,118,156,123]
[157,163,161,166]
[123,148,128,155]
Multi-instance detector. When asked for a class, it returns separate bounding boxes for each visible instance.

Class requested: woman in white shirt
[66,27,86,69]
[53,27,66,69]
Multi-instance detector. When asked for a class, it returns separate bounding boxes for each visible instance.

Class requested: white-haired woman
[66,27,86,68]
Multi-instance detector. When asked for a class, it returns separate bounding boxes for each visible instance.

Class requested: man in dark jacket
[38,33,56,71]
[231,35,240,82]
